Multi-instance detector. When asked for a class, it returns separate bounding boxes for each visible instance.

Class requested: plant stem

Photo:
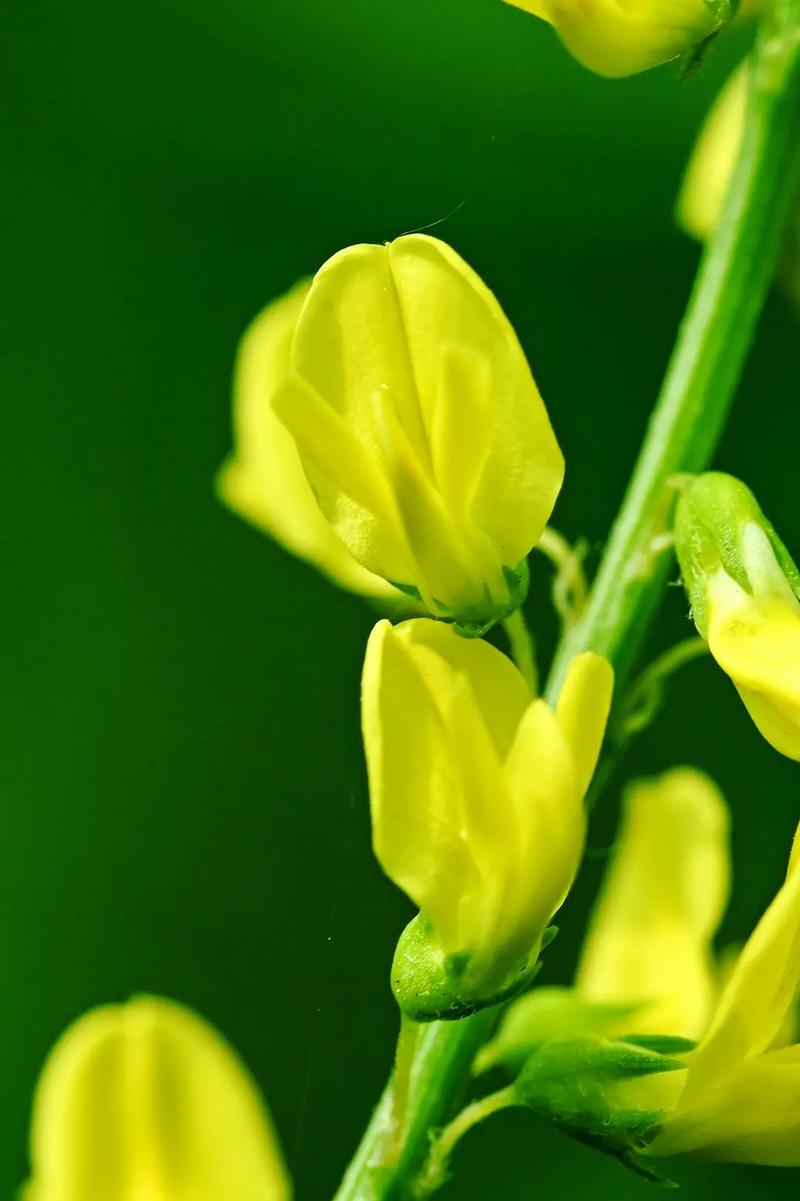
[548,0,800,698]
[503,608,538,693]
[333,9,800,1198]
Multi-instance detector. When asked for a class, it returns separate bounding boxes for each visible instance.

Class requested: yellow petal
[362,618,583,974]
[708,573,800,761]
[361,620,471,950]
[505,0,721,78]
[576,768,730,1040]
[650,1046,800,1164]
[25,995,291,1201]
[679,824,800,1105]
[217,282,392,598]
[503,699,583,943]
[286,235,562,614]
[678,63,749,243]
[553,652,614,800]
[392,618,532,760]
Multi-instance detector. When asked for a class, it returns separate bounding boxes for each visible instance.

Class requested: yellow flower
[677,62,749,242]
[478,767,729,1071]
[502,0,730,78]
[362,617,612,1014]
[675,473,800,761]
[24,995,291,1201]
[269,235,564,632]
[576,768,729,1041]
[217,280,396,600]
[649,826,800,1164]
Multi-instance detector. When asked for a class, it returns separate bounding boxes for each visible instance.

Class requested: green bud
[509,1034,686,1182]
[674,472,800,637]
[390,914,550,1022]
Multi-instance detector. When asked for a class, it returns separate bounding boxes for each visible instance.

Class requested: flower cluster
[20,0,800,1191]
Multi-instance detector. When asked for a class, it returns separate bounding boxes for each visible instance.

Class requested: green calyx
[388,558,530,639]
[511,1034,690,1184]
[673,472,800,636]
[390,913,554,1023]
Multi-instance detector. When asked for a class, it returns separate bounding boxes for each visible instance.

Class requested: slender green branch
[416,1086,516,1198]
[536,526,588,628]
[615,636,709,740]
[334,8,800,1198]
[503,608,538,694]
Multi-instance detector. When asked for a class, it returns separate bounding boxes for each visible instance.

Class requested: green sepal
[388,559,530,638]
[509,1035,685,1182]
[674,472,800,636]
[621,1034,696,1056]
[390,913,552,1023]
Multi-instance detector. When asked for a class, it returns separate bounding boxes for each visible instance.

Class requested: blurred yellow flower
[577,768,729,1041]
[362,618,612,999]
[24,995,291,1201]
[675,473,800,761]
[649,827,800,1164]
[269,235,564,632]
[217,280,396,600]
[502,0,730,78]
[677,62,749,242]
[478,767,730,1071]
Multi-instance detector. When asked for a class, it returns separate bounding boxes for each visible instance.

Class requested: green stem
[503,608,538,693]
[333,9,800,1199]
[547,0,800,698]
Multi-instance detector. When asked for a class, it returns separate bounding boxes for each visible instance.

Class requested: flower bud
[270,235,564,634]
[24,995,291,1201]
[362,618,613,1019]
[216,280,396,601]
[674,473,800,759]
[502,0,734,79]
[677,62,749,243]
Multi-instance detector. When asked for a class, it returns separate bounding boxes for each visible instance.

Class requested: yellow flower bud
[502,0,731,78]
[216,280,396,600]
[677,62,749,242]
[362,618,612,1016]
[675,473,800,760]
[577,768,730,1042]
[649,826,800,1164]
[478,767,729,1073]
[270,235,564,632]
[24,995,291,1201]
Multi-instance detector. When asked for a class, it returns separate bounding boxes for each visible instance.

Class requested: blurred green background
[4,1,800,1197]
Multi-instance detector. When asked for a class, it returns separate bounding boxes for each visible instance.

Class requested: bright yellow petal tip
[503,0,728,78]
[216,280,395,600]
[25,995,291,1201]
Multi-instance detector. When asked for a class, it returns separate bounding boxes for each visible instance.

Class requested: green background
[4,1,799,1196]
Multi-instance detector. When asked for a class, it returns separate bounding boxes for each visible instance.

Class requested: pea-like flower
[267,235,564,633]
[362,617,613,1018]
[674,473,800,760]
[648,826,800,1164]
[502,0,733,79]
[23,995,291,1201]
[217,280,396,601]
[478,767,730,1072]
